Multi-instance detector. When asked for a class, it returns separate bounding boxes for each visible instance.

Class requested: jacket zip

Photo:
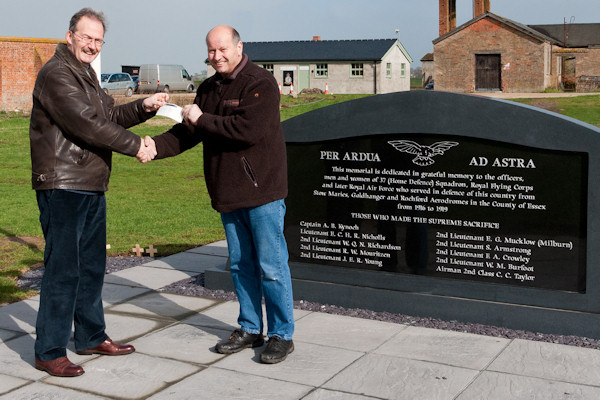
[242,157,259,187]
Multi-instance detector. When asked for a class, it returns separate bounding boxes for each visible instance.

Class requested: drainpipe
[374,62,377,94]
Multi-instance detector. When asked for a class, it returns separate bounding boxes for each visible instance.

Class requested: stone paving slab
[103,266,194,290]
[0,333,45,381]
[0,328,20,342]
[143,252,227,274]
[147,367,312,400]
[0,299,39,334]
[181,300,241,331]
[101,283,150,307]
[456,370,600,400]
[131,324,228,365]
[323,353,479,400]
[102,313,169,343]
[214,341,365,387]
[108,292,218,320]
[0,374,30,397]
[488,338,600,386]
[293,312,406,352]
[182,300,312,332]
[45,352,201,399]
[0,381,109,399]
[303,389,381,399]
[374,325,510,370]
[184,240,229,257]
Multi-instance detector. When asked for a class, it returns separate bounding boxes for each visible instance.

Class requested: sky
[1,0,598,75]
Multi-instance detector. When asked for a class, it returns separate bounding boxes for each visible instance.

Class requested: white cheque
[156,103,183,123]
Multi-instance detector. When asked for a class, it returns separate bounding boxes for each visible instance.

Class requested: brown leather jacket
[29,43,154,192]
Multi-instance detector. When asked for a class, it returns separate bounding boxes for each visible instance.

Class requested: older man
[29,8,166,377]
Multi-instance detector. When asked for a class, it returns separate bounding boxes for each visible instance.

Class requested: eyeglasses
[72,32,105,47]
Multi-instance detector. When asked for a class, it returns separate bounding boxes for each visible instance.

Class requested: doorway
[475,54,501,91]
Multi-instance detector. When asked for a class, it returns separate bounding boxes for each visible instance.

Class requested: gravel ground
[17,256,600,350]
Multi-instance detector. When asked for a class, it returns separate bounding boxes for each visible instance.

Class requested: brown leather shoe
[35,357,84,377]
[76,338,135,356]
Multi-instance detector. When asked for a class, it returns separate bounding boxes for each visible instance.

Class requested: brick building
[0,37,64,112]
[433,0,600,93]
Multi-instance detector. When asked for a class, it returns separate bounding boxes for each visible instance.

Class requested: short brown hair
[69,8,107,33]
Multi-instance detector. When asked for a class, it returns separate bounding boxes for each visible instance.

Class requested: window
[262,64,274,74]
[400,63,406,77]
[351,63,364,77]
[315,63,328,78]
[386,63,392,78]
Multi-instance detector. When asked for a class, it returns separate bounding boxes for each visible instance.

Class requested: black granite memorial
[206,91,600,339]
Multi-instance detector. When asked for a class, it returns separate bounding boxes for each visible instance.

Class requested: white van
[139,64,195,93]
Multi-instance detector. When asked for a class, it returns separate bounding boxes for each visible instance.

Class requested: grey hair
[69,8,107,33]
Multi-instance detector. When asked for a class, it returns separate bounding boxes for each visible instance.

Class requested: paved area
[1,241,600,399]
[472,91,600,99]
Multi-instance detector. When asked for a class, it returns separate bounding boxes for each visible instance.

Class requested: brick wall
[0,37,63,112]
[577,48,600,91]
[434,18,548,93]
[578,48,600,78]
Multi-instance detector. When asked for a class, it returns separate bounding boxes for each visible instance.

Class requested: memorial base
[204,261,600,340]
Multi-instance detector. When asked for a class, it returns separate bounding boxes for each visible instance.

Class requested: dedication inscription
[285,134,587,292]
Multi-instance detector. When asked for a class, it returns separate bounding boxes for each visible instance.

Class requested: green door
[298,65,310,92]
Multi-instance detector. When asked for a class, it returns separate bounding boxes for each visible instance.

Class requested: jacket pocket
[241,157,259,188]
[65,143,88,165]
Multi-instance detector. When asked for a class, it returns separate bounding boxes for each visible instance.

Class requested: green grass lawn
[0,92,598,304]
[511,95,600,127]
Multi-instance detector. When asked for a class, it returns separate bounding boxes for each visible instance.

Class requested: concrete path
[473,91,600,99]
[1,241,600,399]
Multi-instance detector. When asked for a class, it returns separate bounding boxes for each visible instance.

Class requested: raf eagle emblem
[388,140,459,166]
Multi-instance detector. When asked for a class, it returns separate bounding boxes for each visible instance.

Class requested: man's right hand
[136,136,157,163]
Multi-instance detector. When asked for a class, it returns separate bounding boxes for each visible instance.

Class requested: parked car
[131,75,140,93]
[100,72,136,96]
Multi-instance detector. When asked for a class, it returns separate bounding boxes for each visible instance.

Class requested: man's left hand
[182,104,203,126]
[142,93,169,112]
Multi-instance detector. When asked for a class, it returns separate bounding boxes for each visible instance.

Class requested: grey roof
[243,39,400,62]
[529,23,600,47]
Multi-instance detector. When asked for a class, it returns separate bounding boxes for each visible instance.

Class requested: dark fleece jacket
[153,55,287,213]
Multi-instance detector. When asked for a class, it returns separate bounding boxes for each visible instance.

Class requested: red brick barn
[433,0,600,93]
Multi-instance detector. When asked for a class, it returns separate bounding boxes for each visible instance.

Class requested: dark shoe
[215,329,264,354]
[35,357,84,377]
[76,338,135,356]
[260,336,294,364]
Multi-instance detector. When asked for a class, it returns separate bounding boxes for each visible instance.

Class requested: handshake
[136,136,156,163]
[134,94,204,164]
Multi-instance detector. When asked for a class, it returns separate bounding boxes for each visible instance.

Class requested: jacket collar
[227,54,249,81]
[55,43,99,88]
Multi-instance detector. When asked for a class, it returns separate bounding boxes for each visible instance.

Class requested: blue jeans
[35,190,109,361]
[221,199,295,340]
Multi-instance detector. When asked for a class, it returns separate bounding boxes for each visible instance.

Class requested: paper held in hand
[157,103,183,123]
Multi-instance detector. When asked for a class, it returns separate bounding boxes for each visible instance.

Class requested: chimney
[473,0,490,18]
[439,0,456,37]
[312,35,321,41]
